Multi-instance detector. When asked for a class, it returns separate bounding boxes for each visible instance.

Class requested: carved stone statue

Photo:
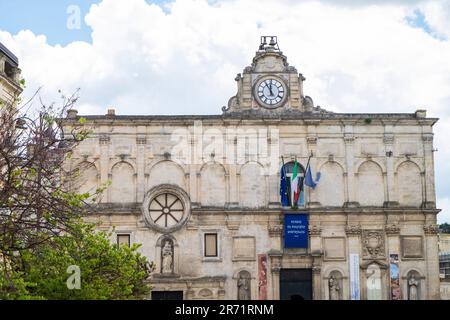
[408,275,419,300]
[161,240,173,274]
[237,273,251,300]
[328,275,340,300]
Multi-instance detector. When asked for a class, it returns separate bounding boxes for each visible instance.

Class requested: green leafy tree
[0,89,154,299]
[439,223,450,234]
[18,221,154,300]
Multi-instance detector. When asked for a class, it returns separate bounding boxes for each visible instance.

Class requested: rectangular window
[117,234,130,247]
[204,233,218,257]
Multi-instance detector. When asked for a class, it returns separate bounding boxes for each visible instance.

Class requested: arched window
[283,161,306,176]
[281,161,306,207]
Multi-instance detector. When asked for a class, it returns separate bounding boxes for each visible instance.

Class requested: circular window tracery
[142,184,191,233]
[149,192,184,228]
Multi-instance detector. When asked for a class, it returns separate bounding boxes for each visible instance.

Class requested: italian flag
[291,160,301,207]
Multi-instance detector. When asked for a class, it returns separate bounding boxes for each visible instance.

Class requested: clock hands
[269,82,274,97]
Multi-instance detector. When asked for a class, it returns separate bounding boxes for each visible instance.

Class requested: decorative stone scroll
[362,230,385,259]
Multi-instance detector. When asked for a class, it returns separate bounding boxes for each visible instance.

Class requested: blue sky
[0,0,171,45]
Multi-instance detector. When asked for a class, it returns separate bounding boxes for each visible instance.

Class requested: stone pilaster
[136,136,146,202]
[99,134,110,203]
[384,132,398,206]
[422,134,436,208]
[343,127,358,207]
[423,224,440,299]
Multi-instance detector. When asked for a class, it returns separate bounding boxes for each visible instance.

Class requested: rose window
[149,193,184,228]
[142,184,191,233]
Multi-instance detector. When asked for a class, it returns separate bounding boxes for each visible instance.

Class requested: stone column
[384,132,397,206]
[269,254,282,300]
[346,224,362,299]
[305,132,318,206]
[312,265,322,300]
[422,133,436,208]
[343,125,358,207]
[424,224,440,299]
[385,223,400,299]
[136,136,146,202]
[310,227,323,300]
[99,135,110,203]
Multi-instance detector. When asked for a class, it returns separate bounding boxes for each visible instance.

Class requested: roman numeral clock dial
[255,77,287,109]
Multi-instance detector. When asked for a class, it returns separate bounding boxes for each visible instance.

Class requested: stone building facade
[62,37,440,300]
[0,42,22,105]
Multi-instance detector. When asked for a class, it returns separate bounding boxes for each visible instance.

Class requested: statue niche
[328,271,343,300]
[161,239,174,274]
[407,271,421,300]
[237,271,251,300]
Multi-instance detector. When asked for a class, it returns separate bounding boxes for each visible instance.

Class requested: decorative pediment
[222,36,333,116]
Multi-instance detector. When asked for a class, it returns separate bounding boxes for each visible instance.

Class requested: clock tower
[222,36,327,115]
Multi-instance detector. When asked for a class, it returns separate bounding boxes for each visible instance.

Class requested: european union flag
[305,165,320,190]
[280,165,289,207]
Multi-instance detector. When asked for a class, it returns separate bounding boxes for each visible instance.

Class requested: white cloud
[1,0,450,221]
[438,198,450,224]
[420,0,450,39]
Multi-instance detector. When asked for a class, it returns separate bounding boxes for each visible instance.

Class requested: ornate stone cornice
[423,224,439,235]
[345,225,361,235]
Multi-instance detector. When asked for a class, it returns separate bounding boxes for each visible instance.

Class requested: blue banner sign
[284,213,308,248]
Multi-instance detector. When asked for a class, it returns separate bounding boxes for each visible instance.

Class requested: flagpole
[303,150,313,208]
[281,156,290,207]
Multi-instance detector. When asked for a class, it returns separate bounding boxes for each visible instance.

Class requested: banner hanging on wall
[258,254,268,300]
[349,253,361,300]
[390,254,401,300]
[284,213,308,248]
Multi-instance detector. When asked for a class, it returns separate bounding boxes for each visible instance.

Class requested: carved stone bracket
[99,135,110,145]
[345,225,361,236]
[383,133,395,145]
[136,136,147,145]
[306,136,317,145]
[312,266,321,275]
[344,134,355,144]
[423,224,439,235]
[422,134,434,144]
[309,225,322,236]
[385,224,400,235]
[268,224,283,237]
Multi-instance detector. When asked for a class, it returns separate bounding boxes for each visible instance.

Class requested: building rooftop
[0,42,19,67]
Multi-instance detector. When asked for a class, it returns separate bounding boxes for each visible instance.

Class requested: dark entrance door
[280,269,313,300]
[151,291,183,300]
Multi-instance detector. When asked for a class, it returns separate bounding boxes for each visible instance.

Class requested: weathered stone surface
[62,41,440,300]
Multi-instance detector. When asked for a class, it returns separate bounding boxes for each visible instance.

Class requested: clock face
[255,78,287,108]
